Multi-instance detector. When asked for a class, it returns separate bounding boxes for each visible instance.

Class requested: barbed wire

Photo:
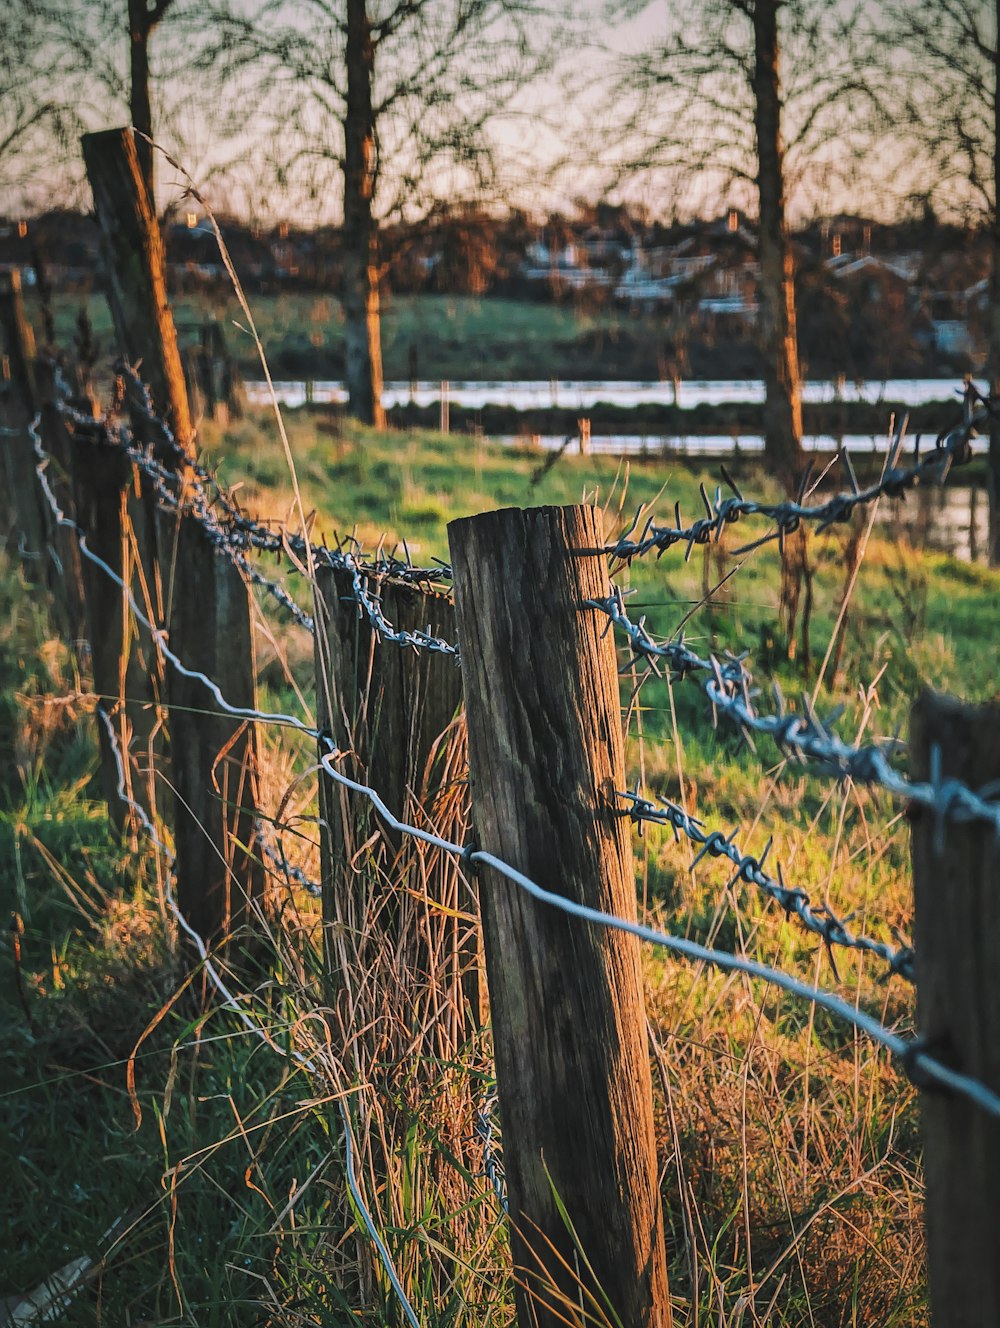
[34,426,323,743]
[588,585,1000,841]
[33,408,1000,1118]
[607,387,985,563]
[129,433,320,634]
[473,1088,508,1213]
[590,582,753,687]
[52,365,460,658]
[257,822,322,896]
[315,727,1000,1112]
[617,787,914,982]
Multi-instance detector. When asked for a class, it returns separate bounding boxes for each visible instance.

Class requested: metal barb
[606,390,987,563]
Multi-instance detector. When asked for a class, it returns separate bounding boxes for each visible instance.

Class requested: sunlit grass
[2,411,997,1323]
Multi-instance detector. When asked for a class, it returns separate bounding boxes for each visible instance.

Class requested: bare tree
[5,0,220,212]
[753,0,803,483]
[0,4,88,207]
[197,0,549,426]
[604,0,875,487]
[882,0,1000,564]
[127,0,180,204]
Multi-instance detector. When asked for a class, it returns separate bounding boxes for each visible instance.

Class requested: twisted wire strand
[123,431,318,634]
[607,387,986,563]
[257,823,322,896]
[473,1089,508,1213]
[617,787,914,982]
[589,587,1000,840]
[53,367,458,657]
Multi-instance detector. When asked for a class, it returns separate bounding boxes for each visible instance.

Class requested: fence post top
[448,505,609,567]
[449,502,595,520]
[447,502,602,537]
[81,125,134,150]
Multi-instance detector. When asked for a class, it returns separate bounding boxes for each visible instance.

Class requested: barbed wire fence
[3,133,999,1320]
[17,359,1000,1297]
[9,350,999,1315]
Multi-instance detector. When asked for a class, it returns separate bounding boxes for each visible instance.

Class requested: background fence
[2,125,1000,1328]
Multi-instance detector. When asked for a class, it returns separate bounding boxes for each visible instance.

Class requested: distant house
[521,237,613,294]
[924,278,987,358]
[825,252,917,288]
[614,265,679,307]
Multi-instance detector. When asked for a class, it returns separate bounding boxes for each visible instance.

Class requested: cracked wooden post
[82,126,262,947]
[448,504,671,1328]
[910,691,1000,1328]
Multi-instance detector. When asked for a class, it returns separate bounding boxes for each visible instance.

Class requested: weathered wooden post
[69,427,163,827]
[0,270,49,565]
[81,127,263,945]
[201,320,244,423]
[910,691,1000,1328]
[33,360,88,654]
[313,569,482,1024]
[0,276,88,658]
[81,128,192,452]
[0,269,36,405]
[448,504,671,1328]
[77,128,180,826]
[168,515,265,947]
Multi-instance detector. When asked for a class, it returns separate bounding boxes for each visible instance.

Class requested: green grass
[3,407,999,1324]
[31,290,659,383]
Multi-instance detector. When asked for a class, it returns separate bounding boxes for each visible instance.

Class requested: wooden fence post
[33,360,88,653]
[910,690,1000,1328]
[313,570,482,1024]
[0,270,50,568]
[69,427,165,830]
[82,126,262,946]
[0,277,88,667]
[0,269,36,414]
[448,504,671,1328]
[81,128,192,452]
[78,128,178,827]
[168,515,265,948]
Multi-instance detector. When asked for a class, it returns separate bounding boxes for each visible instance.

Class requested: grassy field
[2,405,998,1324]
[33,290,686,383]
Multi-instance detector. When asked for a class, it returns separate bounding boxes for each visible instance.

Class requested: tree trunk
[342,0,385,429]
[752,0,803,491]
[128,0,156,208]
[989,0,1000,566]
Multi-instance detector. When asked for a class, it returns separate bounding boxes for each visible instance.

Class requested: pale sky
[5,0,990,226]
